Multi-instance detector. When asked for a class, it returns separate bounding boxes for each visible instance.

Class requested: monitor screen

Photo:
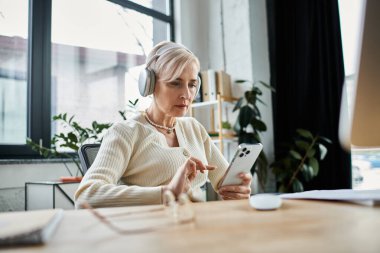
[339,0,380,150]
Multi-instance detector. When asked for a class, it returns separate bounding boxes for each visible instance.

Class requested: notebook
[0,209,63,246]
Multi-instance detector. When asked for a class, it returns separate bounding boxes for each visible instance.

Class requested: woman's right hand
[163,157,215,198]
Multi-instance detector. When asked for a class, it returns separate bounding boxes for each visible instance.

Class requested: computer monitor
[339,0,380,150]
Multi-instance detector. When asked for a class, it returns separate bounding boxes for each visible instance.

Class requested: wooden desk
[4,199,380,252]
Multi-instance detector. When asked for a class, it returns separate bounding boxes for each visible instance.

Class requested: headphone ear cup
[196,74,202,97]
[138,68,156,97]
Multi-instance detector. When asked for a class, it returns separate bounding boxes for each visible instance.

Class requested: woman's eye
[169,81,180,86]
[189,83,197,88]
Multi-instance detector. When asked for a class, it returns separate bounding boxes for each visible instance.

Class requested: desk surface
[4,199,380,253]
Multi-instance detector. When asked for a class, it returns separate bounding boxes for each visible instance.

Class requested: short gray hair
[146,41,200,82]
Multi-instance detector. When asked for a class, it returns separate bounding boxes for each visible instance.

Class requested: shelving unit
[190,94,239,154]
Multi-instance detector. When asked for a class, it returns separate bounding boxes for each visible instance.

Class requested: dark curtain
[266,0,352,189]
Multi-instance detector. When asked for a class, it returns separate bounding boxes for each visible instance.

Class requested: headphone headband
[138,42,201,97]
[146,43,192,68]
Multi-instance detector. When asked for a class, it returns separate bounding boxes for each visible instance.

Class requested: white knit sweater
[74,113,228,208]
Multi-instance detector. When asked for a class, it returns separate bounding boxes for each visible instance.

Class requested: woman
[75,41,252,208]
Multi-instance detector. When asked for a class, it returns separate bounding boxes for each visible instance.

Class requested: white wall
[176,0,275,192]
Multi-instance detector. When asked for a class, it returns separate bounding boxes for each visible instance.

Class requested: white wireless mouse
[249,194,282,210]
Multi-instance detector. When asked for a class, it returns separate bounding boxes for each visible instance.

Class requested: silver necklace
[144,110,176,134]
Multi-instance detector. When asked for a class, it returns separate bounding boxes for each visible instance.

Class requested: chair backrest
[78,143,101,175]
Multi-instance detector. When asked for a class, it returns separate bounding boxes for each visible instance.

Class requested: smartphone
[220,143,263,187]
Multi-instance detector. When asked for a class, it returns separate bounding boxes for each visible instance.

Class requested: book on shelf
[215,70,232,98]
[200,70,217,101]
[0,209,63,246]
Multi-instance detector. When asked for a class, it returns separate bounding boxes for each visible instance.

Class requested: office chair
[78,143,101,175]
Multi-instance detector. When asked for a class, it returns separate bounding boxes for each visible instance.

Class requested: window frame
[0,0,175,158]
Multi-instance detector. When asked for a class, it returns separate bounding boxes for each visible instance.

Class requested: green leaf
[296,129,313,140]
[308,157,319,176]
[67,132,78,143]
[232,97,244,112]
[247,96,257,106]
[295,140,310,151]
[251,118,267,131]
[235,79,249,84]
[306,148,316,158]
[319,144,328,160]
[252,132,261,143]
[292,179,304,192]
[67,143,79,151]
[290,150,302,160]
[69,115,75,124]
[256,97,267,106]
[119,110,127,120]
[43,150,50,157]
[92,121,98,130]
[258,80,276,92]
[128,98,139,106]
[302,165,313,181]
[251,87,262,96]
[319,136,332,144]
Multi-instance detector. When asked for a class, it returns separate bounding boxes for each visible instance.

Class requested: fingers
[218,184,251,200]
[239,172,252,186]
[205,165,216,171]
[189,157,216,173]
[219,190,251,200]
[186,159,197,178]
[219,185,251,195]
[189,157,206,171]
[220,193,250,200]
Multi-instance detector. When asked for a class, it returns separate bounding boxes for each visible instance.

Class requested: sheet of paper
[280,189,380,206]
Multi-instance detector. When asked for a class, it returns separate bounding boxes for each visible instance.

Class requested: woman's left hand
[218,173,252,200]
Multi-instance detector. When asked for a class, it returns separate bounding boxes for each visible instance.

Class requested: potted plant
[270,129,331,193]
[221,121,233,135]
[27,99,139,180]
[232,79,275,191]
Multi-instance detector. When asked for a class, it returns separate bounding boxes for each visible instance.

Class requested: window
[338,0,380,189]
[0,0,29,145]
[0,0,174,157]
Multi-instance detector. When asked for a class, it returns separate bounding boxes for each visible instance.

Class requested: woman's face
[153,63,199,117]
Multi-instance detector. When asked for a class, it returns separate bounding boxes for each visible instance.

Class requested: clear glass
[130,0,170,15]
[81,190,194,234]
[338,0,380,189]
[0,0,29,144]
[51,0,171,150]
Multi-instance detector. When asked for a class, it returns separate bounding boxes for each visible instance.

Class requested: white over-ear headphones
[138,42,201,97]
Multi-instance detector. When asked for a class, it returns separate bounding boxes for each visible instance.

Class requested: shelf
[191,96,239,108]
[190,94,239,154]
[191,100,218,108]
[209,132,237,139]
[212,138,238,144]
